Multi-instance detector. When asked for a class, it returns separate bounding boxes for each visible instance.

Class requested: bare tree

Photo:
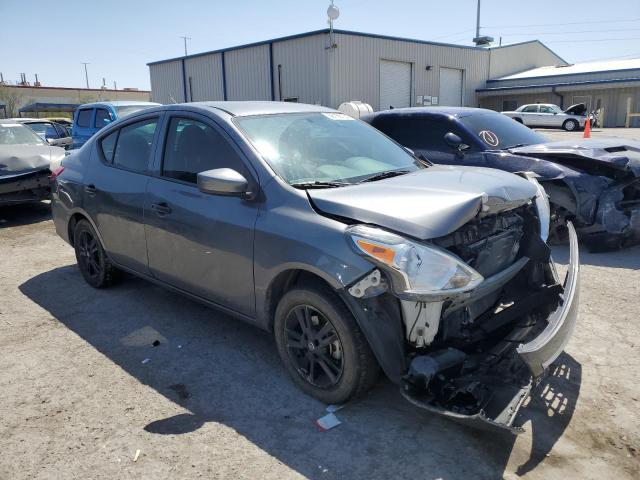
[0,85,24,117]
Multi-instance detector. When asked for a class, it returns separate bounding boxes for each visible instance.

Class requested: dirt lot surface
[2,132,640,479]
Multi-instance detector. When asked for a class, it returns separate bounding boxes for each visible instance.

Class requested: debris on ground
[325,404,344,413]
[141,358,150,365]
[152,340,160,347]
[133,449,140,462]
[315,413,341,431]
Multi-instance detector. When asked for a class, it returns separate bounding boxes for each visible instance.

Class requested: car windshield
[114,105,154,118]
[459,113,547,149]
[0,123,46,146]
[234,112,423,186]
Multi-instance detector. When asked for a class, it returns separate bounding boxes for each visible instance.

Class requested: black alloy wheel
[73,219,119,288]
[284,305,344,388]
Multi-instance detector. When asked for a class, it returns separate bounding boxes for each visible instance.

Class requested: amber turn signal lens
[356,239,396,265]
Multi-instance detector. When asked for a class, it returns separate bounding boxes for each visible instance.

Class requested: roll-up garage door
[379,60,412,110]
[439,67,463,106]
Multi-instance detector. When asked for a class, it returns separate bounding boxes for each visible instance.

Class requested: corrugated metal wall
[328,33,490,110]
[225,45,271,100]
[149,60,185,104]
[184,54,224,101]
[272,34,329,105]
[488,42,567,80]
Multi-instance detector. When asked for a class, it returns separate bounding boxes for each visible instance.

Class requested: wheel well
[67,213,89,247]
[265,269,338,331]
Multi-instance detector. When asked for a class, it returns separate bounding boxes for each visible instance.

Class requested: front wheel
[563,119,579,131]
[274,286,379,404]
[73,219,120,288]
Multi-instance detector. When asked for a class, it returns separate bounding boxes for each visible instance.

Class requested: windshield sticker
[478,130,499,147]
[322,112,355,121]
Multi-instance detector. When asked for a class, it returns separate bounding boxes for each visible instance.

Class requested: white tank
[338,101,373,119]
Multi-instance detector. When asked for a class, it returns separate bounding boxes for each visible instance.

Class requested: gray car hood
[510,139,640,176]
[307,165,538,240]
[0,144,54,178]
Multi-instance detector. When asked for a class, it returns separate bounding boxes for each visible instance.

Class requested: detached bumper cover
[401,223,580,433]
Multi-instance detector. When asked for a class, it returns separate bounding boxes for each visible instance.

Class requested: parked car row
[49,101,581,433]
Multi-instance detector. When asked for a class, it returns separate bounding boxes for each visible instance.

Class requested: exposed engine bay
[344,203,579,433]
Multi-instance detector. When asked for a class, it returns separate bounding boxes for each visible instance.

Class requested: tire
[274,285,379,404]
[73,219,120,288]
[563,119,579,131]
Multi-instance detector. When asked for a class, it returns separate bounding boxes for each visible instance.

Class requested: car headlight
[346,225,483,299]
[522,173,550,242]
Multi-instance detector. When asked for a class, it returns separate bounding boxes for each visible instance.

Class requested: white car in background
[501,103,588,131]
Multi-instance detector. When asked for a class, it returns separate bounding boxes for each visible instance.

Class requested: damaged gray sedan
[51,102,579,433]
[0,122,65,205]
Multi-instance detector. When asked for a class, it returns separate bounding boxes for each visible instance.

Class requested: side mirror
[197,168,251,197]
[444,132,470,153]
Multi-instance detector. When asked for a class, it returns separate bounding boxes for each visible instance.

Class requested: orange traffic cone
[583,117,591,138]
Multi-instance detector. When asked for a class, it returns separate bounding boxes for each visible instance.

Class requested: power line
[486,17,640,28]
[544,37,640,43]
[500,27,640,36]
[432,28,476,40]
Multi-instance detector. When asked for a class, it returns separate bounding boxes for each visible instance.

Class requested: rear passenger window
[100,130,119,163]
[162,117,244,183]
[112,119,158,172]
[77,109,92,127]
[95,108,113,128]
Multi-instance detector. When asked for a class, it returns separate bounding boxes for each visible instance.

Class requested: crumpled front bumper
[0,169,52,205]
[401,223,580,434]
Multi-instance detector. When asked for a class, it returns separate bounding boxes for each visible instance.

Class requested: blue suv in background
[72,101,160,149]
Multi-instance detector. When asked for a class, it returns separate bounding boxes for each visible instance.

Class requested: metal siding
[184,54,224,101]
[225,45,271,100]
[272,34,329,105]
[328,33,489,110]
[149,60,184,104]
[489,42,568,80]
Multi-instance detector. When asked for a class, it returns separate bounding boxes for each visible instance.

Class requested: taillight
[49,166,65,181]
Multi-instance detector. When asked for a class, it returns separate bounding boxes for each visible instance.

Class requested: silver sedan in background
[502,103,588,131]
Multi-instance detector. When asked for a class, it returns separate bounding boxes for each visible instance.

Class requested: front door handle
[151,202,172,215]
[85,184,97,196]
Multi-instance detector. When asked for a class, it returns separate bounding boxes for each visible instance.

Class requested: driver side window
[162,117,245,184]
[522,105,539,113]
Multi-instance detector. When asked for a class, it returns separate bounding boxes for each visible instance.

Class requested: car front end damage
[341,197,580,433]
[0,169,52,206]
[510,140,640,250]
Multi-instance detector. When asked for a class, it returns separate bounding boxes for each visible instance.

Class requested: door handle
[85,184,97,196]
[151,202,172,215]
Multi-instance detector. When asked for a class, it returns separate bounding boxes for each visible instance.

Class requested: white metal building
[147,29,565,111]
[477,58,640,127]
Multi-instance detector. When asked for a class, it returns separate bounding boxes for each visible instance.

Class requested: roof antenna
[326,1,340,49]
[472,0,493,47]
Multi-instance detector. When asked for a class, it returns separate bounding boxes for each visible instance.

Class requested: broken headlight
[346,225,483,299]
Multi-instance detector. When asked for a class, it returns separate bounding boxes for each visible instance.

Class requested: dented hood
[307,165,537,240]
[0,144,55,178]
[510,138,640,176]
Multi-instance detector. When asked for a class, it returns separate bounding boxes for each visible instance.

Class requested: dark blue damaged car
[363,107,640,251]
[51,102,580,433]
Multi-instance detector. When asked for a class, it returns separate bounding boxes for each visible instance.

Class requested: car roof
[363,106,497,120]
[77,100,161,109]
[185,101,336,117]
[5,118,51,123]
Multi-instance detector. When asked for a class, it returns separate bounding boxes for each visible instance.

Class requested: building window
[502,100,518,111]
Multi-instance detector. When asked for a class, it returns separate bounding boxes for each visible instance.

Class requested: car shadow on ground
[551,244,640,270]
[20,265,582,479]
[0,202,51,228]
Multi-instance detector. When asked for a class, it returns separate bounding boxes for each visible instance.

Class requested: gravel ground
[1,129,640,479]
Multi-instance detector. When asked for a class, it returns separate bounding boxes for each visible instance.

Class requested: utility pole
[475,0,481,40]
[180,35,191,56]
[81,62,90,88]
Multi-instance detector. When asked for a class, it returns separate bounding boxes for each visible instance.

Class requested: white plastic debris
[141,358,150,364]
[133,449,141,462]
[315,413,341,431]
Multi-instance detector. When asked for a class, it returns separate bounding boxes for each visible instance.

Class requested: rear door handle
[85,184,97,196]
[151,202,172,215]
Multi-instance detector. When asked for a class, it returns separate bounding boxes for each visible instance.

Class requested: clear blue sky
[1,0,639,90]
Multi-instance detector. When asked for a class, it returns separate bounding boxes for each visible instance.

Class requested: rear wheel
[563,119,579,131]
[73,219,120,288]
[274,286,379,404]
